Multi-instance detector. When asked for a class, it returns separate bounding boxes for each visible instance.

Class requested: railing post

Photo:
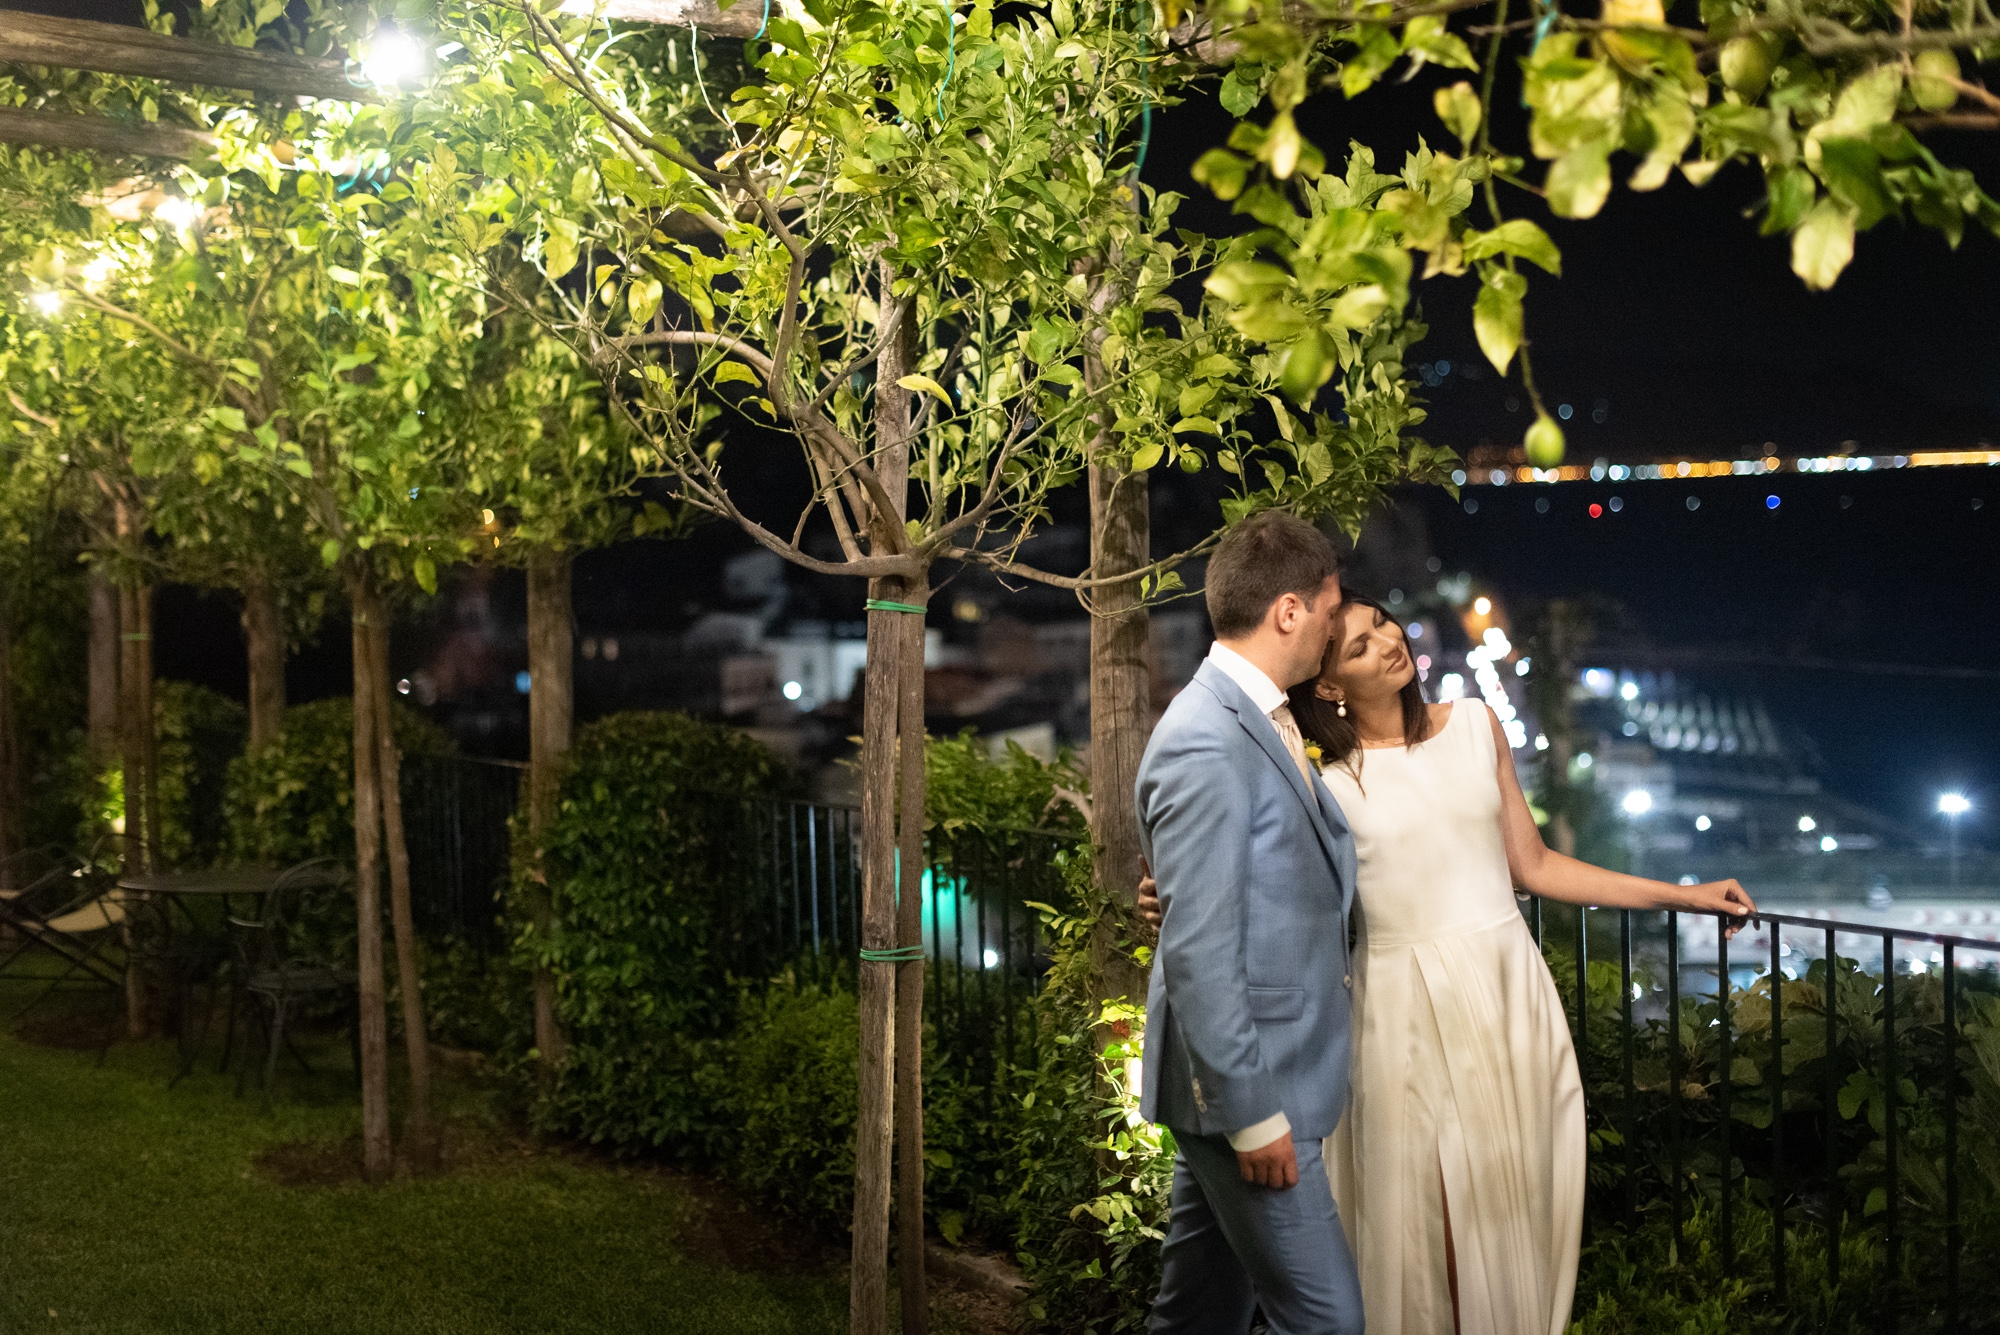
[1667,910,1683,1264]
[1943,941,1959,1335]
[1620,909,1635,1225]
[1882,932,1899,1327]
[1826,925,1841,1290]
[1719,916,1733,1272]
[1769,922,1786,1303]
[807,806,822,957]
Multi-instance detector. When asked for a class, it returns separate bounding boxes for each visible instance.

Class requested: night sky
[30,0,2000,841]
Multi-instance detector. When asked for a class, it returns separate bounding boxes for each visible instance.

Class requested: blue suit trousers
[1149,1133,1364,1335]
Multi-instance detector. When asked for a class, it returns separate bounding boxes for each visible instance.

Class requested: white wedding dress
[1320,700,1584,1335]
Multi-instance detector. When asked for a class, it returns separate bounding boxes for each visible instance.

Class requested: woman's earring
[1336,696,1348,718]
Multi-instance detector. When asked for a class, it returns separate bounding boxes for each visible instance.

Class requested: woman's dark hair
[1287,590,1432,771]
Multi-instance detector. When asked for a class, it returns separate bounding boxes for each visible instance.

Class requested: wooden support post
[0,12,376,102]
[349,580,393,1182]
[525,548,574,1069]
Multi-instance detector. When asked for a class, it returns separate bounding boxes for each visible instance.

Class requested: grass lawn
[0,969,997,1335]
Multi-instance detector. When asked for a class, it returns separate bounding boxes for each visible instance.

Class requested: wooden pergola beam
[557,0,764,37]
[0,106,215,161]
[0,11,377,103]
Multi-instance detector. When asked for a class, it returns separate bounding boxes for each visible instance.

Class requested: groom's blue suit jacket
[1136,659,1358,1142]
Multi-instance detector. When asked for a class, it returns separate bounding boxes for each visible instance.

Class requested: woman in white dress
[1287,593,1755,1335]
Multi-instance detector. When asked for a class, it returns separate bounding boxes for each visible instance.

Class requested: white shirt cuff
[1228,1111,1291,1152]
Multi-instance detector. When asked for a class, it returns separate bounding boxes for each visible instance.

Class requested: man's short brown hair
[1204,510,1342,640]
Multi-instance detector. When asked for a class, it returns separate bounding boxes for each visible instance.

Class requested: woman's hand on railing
[1675,878,1758,938]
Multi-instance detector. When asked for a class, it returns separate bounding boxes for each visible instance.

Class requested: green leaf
[844,40,886,66]
[713,361,762,387]
[1219,68,1262,118]
[1401,16,1477,72]
[1816,137,1890,230]
[320,539,342,568]
[1760,166,1816,237]
[628,276,664,328]
[1341,27,1401,99]
[1204,261,1290,307]
[1472,268,1527,374]
[1433,81,1482,149]
[1329,283,1391,329]
[325,265,362,286]
[1172,417,1221,435]
[1130,442,1165,471]
[1837,1068,1874,1120]
[1791,200,1856,290]
[413,556,438,595]
[1460,220,1562,275]
[897,374,953,406]
[207,406,248,434]
[1279,330,1331,405]
[1545,140,1613,219]
[543,217,580,280]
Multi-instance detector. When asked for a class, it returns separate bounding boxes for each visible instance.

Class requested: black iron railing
[1535,898,2000,1331]
[398,753,522,948]
[725,797,1066,1093]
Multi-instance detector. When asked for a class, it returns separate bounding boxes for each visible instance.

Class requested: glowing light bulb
[1473,596,1492,615]
[1798,815,1816,833]
[1939,792,1971,816]
[362,28,427,88]
[1622,789,1653,816]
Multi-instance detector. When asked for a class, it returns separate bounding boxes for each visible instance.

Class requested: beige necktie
[1270,703,1313,786]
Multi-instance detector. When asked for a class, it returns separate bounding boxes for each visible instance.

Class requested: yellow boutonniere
[1304,742,1324,771]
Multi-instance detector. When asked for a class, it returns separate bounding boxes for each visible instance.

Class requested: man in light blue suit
[1137,510,1363,1335]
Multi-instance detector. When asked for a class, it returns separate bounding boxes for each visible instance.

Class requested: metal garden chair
[0,843,129,1021]
[227,858,359,1109]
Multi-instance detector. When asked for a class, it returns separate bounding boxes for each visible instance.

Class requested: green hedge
[54,679,246,866]
[223,696,450,865]
[530,710,792,1144]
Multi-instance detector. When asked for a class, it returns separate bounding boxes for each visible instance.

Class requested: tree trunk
[362,590,438,1171]
[525,547,573,1070]
[852,272,919,1335]
[1082,259,1152,1008]
[242,570,286,751]
[894,597,929,1335]
[0,610,20,884]
[854,587,902,1335]
[137,587,161,870]
[117,577,148,1037]
[1085,458,1151,1005]
[348,579,394,1182]
[88,570,119,764]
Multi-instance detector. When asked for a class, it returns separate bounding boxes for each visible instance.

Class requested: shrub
[54,679,246,866]
[223,696,450,865]
[531,710,792,1146]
